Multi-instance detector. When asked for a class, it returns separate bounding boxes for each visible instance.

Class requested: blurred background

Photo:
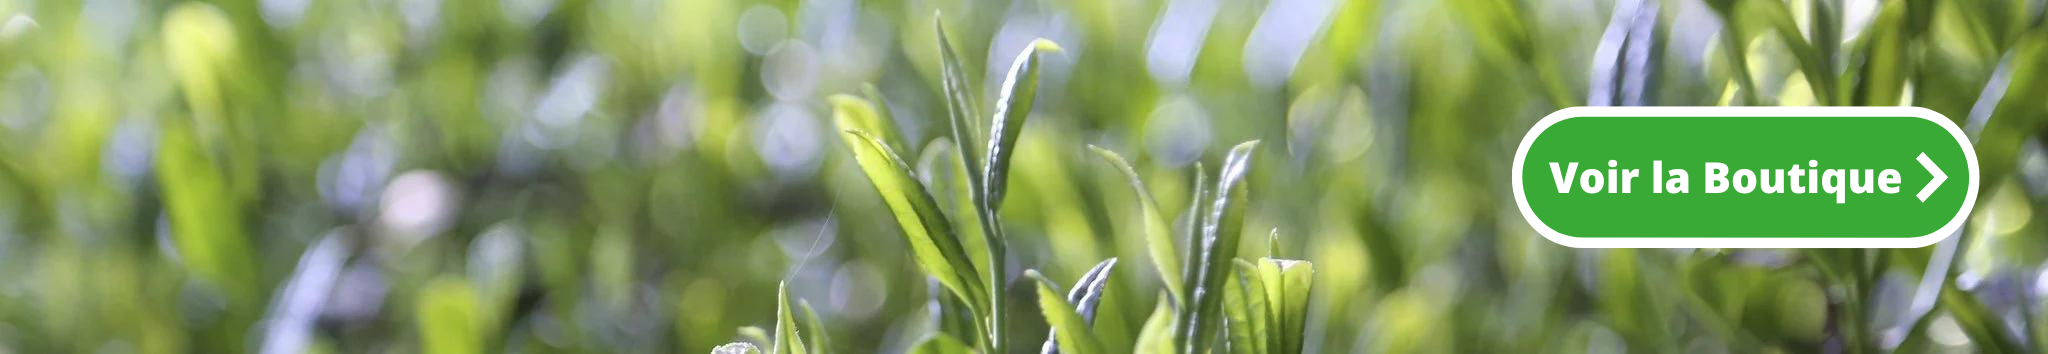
[0,0,2044,352]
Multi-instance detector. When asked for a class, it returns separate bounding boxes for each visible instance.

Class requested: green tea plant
[718,16,1316,354]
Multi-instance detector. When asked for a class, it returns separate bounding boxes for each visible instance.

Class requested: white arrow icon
[1917,152,1945,202]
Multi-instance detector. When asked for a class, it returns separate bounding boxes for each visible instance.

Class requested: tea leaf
[831,95,903,154]
[773,283,809,354]
[799,300,831,353]
[860,83,897,134]
[1069,258,1120,322]
[934,18,984,183]
[714,342,764,354]
[837,129,988,316]
[1134,292,1179,354]
[739,326,773,346]
[163,2,238,121]
[416,277,482,354]
[916,139,992,273]
[970,39,1060,354]
[1088,146,1181,297]
[1029,270,1106,354]
[980,39,1061,208]
[1040,259,1119,354]
[1175,141,1260,353]
[1257,259,1313,354]
[910,334,975,354]
[933,283,983,346]
[158,123,256,302]
[1174,162,1211,305]
[1222,259,1268,354]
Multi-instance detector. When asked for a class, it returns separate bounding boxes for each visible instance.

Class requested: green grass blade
[773,283,809,354]
[910,334,975,354]
[1029,270,1106,354]
[1258,259,1312,354]
[1088,145,1182,297]
[980,39,1061,208]
[1134,292,1179,354]
[1175,141,1261,354]
[836,129,988,317]
[934,18,984,183]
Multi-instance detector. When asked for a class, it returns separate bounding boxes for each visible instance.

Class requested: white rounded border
[1512,106,1979,248]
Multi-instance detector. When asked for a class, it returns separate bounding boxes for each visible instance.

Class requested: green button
[1512,107,1979,248]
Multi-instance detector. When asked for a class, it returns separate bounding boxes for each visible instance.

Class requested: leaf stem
[978,205,1008,354]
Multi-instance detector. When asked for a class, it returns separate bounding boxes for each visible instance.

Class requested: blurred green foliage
[0,0,2044,352]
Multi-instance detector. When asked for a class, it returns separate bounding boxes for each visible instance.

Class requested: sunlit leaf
[774,283,809,354]
[1040,258,1119,354]
[1069,258,1119,323]
[740,326,773,346]
[836,129,988,318]
[980,39,1061,209]
[1174,162,1211,305]
[1134,292,1179,354]
[162,2,238,121]
[933,283,983,347]
[416,277,482,354]
[934,19,984,187]
[831,95,904,154]
[1175,141,1260,353]
[1222,259,1268,354]
[860,83,900,146]
[1029,270,1105,354]
[910,334,975,354]
[1089,146,1181,297]
[1257,259,1313,354]
[157,124,255,300]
